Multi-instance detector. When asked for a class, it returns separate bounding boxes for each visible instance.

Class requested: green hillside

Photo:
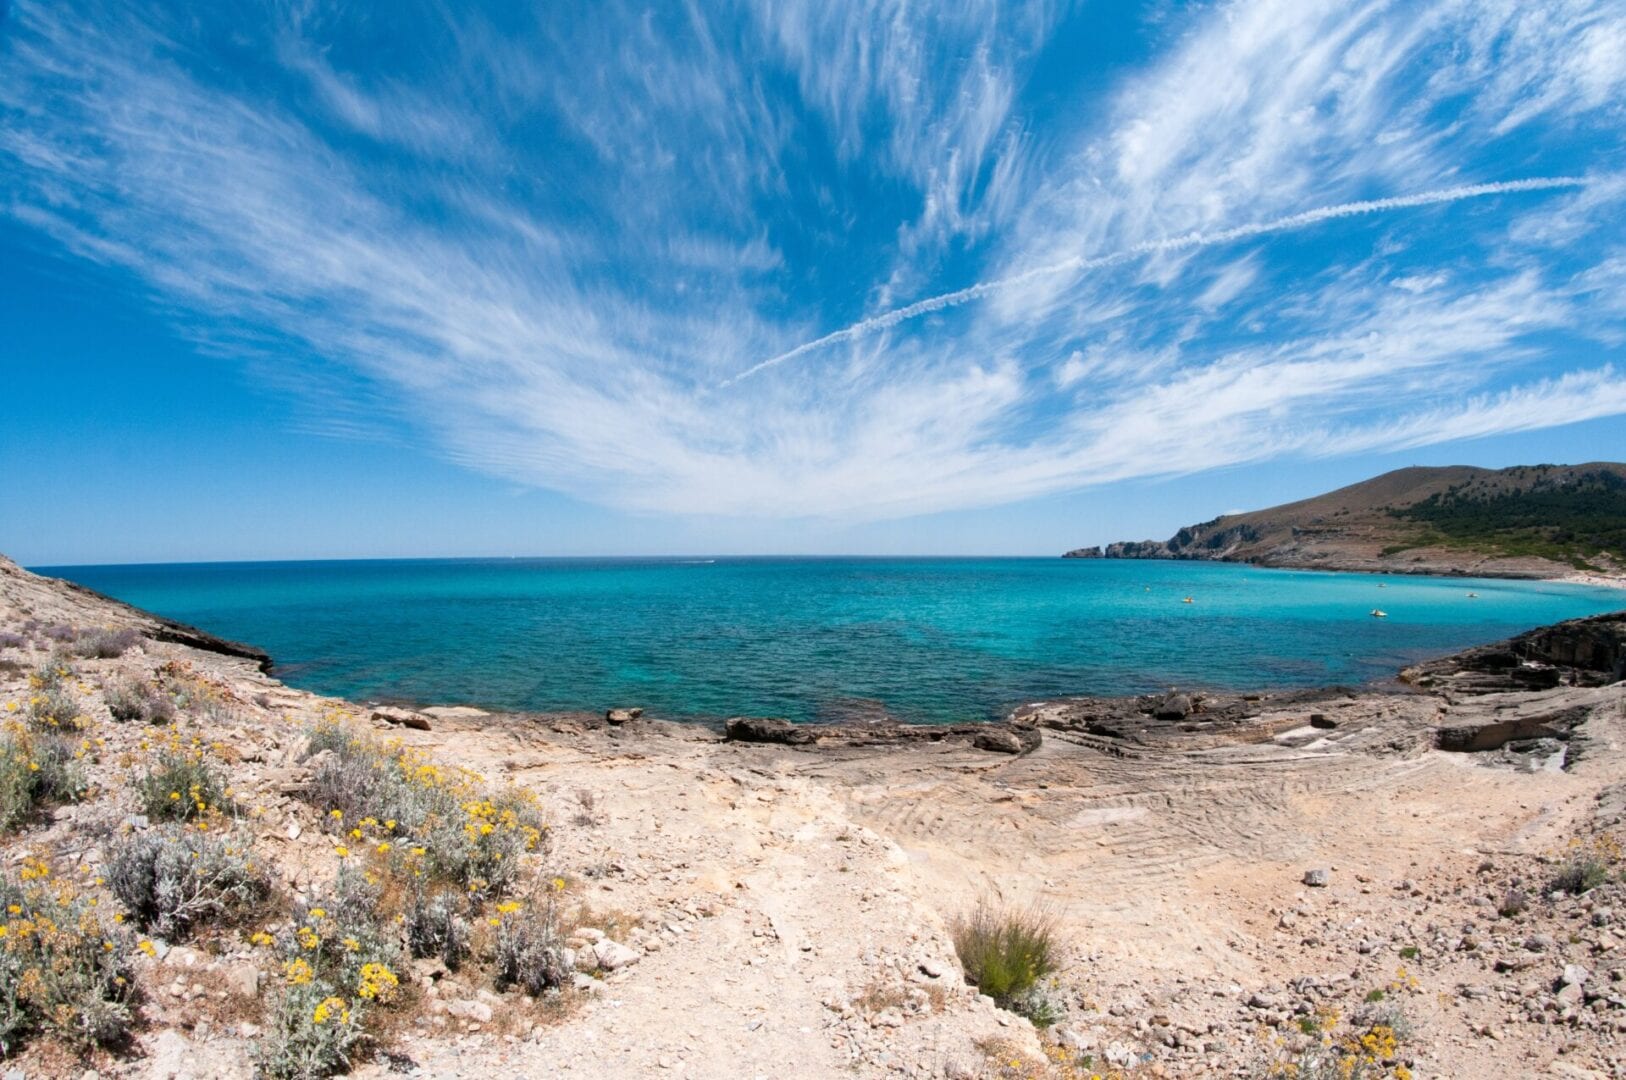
[1388,468,1626,569]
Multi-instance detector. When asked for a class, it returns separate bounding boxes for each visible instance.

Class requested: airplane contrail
[719,176,1586,387]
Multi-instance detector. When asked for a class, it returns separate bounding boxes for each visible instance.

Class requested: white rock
[445,998,494,1023]
[594,939,641,971]
[225,963,260,998]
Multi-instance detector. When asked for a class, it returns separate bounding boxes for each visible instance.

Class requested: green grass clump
[951,897,1059,1012]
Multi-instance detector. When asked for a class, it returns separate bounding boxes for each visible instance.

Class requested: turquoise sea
[36,558,1625,725]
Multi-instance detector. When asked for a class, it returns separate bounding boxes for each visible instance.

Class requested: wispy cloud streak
[722,177,1586,385]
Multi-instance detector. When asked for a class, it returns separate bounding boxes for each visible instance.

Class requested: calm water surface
[37,558,1624,724]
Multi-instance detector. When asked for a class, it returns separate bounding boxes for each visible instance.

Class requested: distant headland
[1066,462,1626,583]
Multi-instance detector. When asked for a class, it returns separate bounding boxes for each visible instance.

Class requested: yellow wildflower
[311,995,349,1025]
[356,961,399,1002]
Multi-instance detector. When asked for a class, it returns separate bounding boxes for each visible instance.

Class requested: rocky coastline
[3,552,1626,1078]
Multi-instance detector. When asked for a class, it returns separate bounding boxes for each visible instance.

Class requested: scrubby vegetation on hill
[1388,468,1626,569]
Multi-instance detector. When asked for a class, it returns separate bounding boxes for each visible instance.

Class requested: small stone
[1303,869,1330,888]
[593,939,640,971]
[225,963,260,998]
[606,707,644,725]
[918,959,946,979]
[1154,692,1194,720]
[1562,964,1590,988]
[445,999,494,1023]
[972,728,1026,754]
[372,706,432,731]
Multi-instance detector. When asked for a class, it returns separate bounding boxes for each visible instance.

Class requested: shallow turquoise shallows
[36,558,1624,725]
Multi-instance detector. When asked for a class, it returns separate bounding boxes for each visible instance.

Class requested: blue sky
[3,0,1626,565]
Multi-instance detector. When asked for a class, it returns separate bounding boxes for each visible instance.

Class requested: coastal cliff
[1066,462,1626,579]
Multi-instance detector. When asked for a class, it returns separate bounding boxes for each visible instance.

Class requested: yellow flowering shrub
[300,718,548,901]
[0,722,87,834]
[25,663,87,732]
[133,735,228,822]
[0,859,136,1054]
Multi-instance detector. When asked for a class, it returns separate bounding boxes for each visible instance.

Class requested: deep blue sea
[36,558,1624,725]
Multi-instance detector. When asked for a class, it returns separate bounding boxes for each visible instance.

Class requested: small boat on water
[1466,592,1479,598]
[1377,583,1386,588]
[1182,596,1194,604]
[1370,608,1388,618]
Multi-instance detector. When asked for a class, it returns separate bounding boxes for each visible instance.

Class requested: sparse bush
[0,858,138,1055]
[1351,998,1413,1042]
[492,896,570,995]
[73,627,140,659]
[573,788,598,827]
[106,677,177,724]
[1547,839,1612,897]
[39,624,77,644]
[1498,887,1529,917]
[406,887,470,970]
[0,726,87,833]
[1005,982,1064,1028]
[135,745,227,821]
[951,897,1059,1017]
[106,824,267,940]
[26,662,84,731]
[0,632,25,651]
[169,676,238,724]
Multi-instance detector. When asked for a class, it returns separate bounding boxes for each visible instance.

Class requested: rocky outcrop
[725,716,1040,754]
[372,706,433,731]
[1403,612,1626,694]
[725,716,818,745]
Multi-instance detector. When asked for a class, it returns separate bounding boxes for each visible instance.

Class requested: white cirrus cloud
[0,0,1623,523]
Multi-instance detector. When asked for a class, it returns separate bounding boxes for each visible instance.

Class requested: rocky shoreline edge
[5,550,1626,1079]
